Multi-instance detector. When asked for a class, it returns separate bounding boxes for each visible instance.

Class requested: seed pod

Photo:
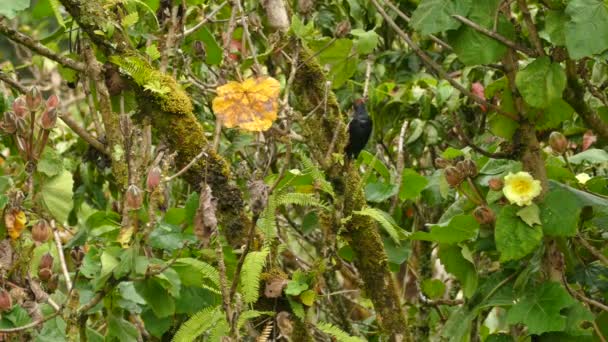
[334,20,351,38]
[1,112,17,134]
[146,166,162,191]
[488,178,503,191]
[46,94,59,110]
[32,219,52,243]
[12,97,27,118]
[473,206,496,225]
[46,275,59,293]
[549,131,568,154]
[70,247,85,266]
[0,290,12,312]
[462,159,478,178]
[38,267,53,282]
[126,184,143,210]
[39,253,54,270]
[434,157,450,169]
[298,0,314,15]
[40,108,57,130]
[26,87,42,110]
[444,166,464,188]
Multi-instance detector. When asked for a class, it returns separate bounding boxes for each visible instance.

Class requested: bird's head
[352,98,368,119]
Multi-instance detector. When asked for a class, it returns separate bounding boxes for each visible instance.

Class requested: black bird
[345,99,373,159]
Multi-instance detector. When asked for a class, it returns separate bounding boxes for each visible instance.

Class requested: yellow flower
[503,172,542,206]
[575,173,591,185]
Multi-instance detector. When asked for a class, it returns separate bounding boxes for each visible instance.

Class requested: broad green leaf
[564,301,595,336]
[37,149,64,177]
[399,168,429,201]
[309,38,357,88]
[300,289,316,306]
[438,244,478,297]
[516,204,541,227]
[410,0,472,35]
[38,170,74,224]
[353,207,407,243]
[536,99,574,130]
[565,0,608,59]
[441,147,464,160]
[515,57,566,109]
[411,214,479,244]
[567,148,608,165]
[141,309,172,338]
[495,205,542,262]
[35,317,67,342]
[107,314,139,342]
[449,0,513,65]
[421,279,446,299]
[285,270,310,296]
[351,29,380,54]
[506,282,574,335]
[359,151,390,180]
[539,187,581,236]
[134,278,176,318]
[149,223,185,251]
[198,27,223,65]
[365,182,398,202]
[0,0,30,18]
[540,10,567,45]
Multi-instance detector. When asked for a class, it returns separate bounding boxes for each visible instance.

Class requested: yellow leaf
[212,77,281,132]
[5,208,26,240]
[300,289,316,306]
[117,226,134,248]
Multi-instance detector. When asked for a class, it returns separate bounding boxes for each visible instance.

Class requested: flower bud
[12,97,27,118]
[38,267,53,282]
[334,20,351,38]
[146,166,162,191]
[26,87,42,110]
[46,275,58,293]
[462,159,478,178]
[549,132,568,154]
[473,206,496,225]
[1,112,17,134]
[40,108,57,129]
[39,253,54,270]
[434,158,450,169]
[70,247,85,266]
[488,178,503,191]
[444,166,464,188]
[32,219,52,243]
[46,94,59,110]
[126,184,143,210]
[0,290,12,312]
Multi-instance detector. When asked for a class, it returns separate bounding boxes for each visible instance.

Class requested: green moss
[156,74,193,115]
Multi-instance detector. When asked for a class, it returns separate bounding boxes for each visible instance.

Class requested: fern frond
[145,44,161,61]
[288,298,305,320]
[256,321,273,342]
[276,192,328,210]
[316,322,365,342]
[109,55,154,85]
[240,247,270,303]
[121,11,139,28]
[300,154,335,198]
[238,310,275,329]
[172,305,221,342]
[257,195,277,240]
[353,207,408,243]
[208,317,229,341]
[175,258,220,288]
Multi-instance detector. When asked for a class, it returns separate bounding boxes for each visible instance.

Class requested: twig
[390,119,410,213]
[0,71,27,93]
[0,311,60,333]
[516,0,544,56]
[452,15,537,57]
[362,56,373,99]
[52,221,73,292]
[235,0,261,73]
[216,236,234,330]
[180,1,228,38]
[383,0,453,51]
[451,112,512,159]
[59,113,108,154]
[577,235,608,266]
[372,0,520,121]
[562,274,608,312]
[164,149,208,182]
[0,19,85,72]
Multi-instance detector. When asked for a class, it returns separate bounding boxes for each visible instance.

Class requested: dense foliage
[0,0,606,341]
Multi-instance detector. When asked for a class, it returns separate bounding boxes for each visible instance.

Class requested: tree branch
[516,0,545,56]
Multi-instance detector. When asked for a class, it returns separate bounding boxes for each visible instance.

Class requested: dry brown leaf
[212,77,280,132]
[4,207,26,240]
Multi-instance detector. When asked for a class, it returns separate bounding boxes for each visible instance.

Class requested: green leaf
[399,168,429,201]
[197,27,223,65]
[567,148,608,165]
[35,317,67,342]
[495,205,543,262]
[536,99,574,130]
[353,207,407,243]
[564,301,595,336]
[410,0,472,35]
[308,38,356,88]
[300,289,316,306]
[515,56,567,108]
[134,278,176,318]
[449,0,513,65]
[0,0,30,18]
[149,223,185,251]
[172,306,221,342]
[410,214,479,244]
[441,147,464,160]
[364,182,398,202]
[565,0,608,59]
[351,29,380,54]
[539,187,581,237]
[172,258,220,288]
[316,322,366,342]
[438,244,478,297]
[285,270,310,296]
[240,247,269,303]
[107,314,139,342]
[506,282,574,335]
[37,149,64,177]
[121,11,139,28]
[141,310,172,338]
[516,204,541,227]
[38,170,74,224]
[145,44,161,61]
[421,279,446,299]
[540,10,567,46]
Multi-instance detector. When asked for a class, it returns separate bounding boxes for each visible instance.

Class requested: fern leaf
[49,0,65,27]
[256,195,277,240]
[316,322,365,342]
[353,207,408,243]
[238,310,275,329]
[240,247,270,303]
[174,258,220,288]
[256,321,273,342]
[172,305,221,342]
[288,297,305,320]
[208,317,229,341]
[109,55,154,85]
[300,154,335,198]
[145,44,161,61]
[276,192,328,210]
[122,12,139,28]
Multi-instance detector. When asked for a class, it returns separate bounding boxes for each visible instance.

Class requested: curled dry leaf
[264,277,288,298]
[276,311,293,338]
[212,77,281,132]
[248,180,269,216]
[194,184,218,246]
[4,207,26,240]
